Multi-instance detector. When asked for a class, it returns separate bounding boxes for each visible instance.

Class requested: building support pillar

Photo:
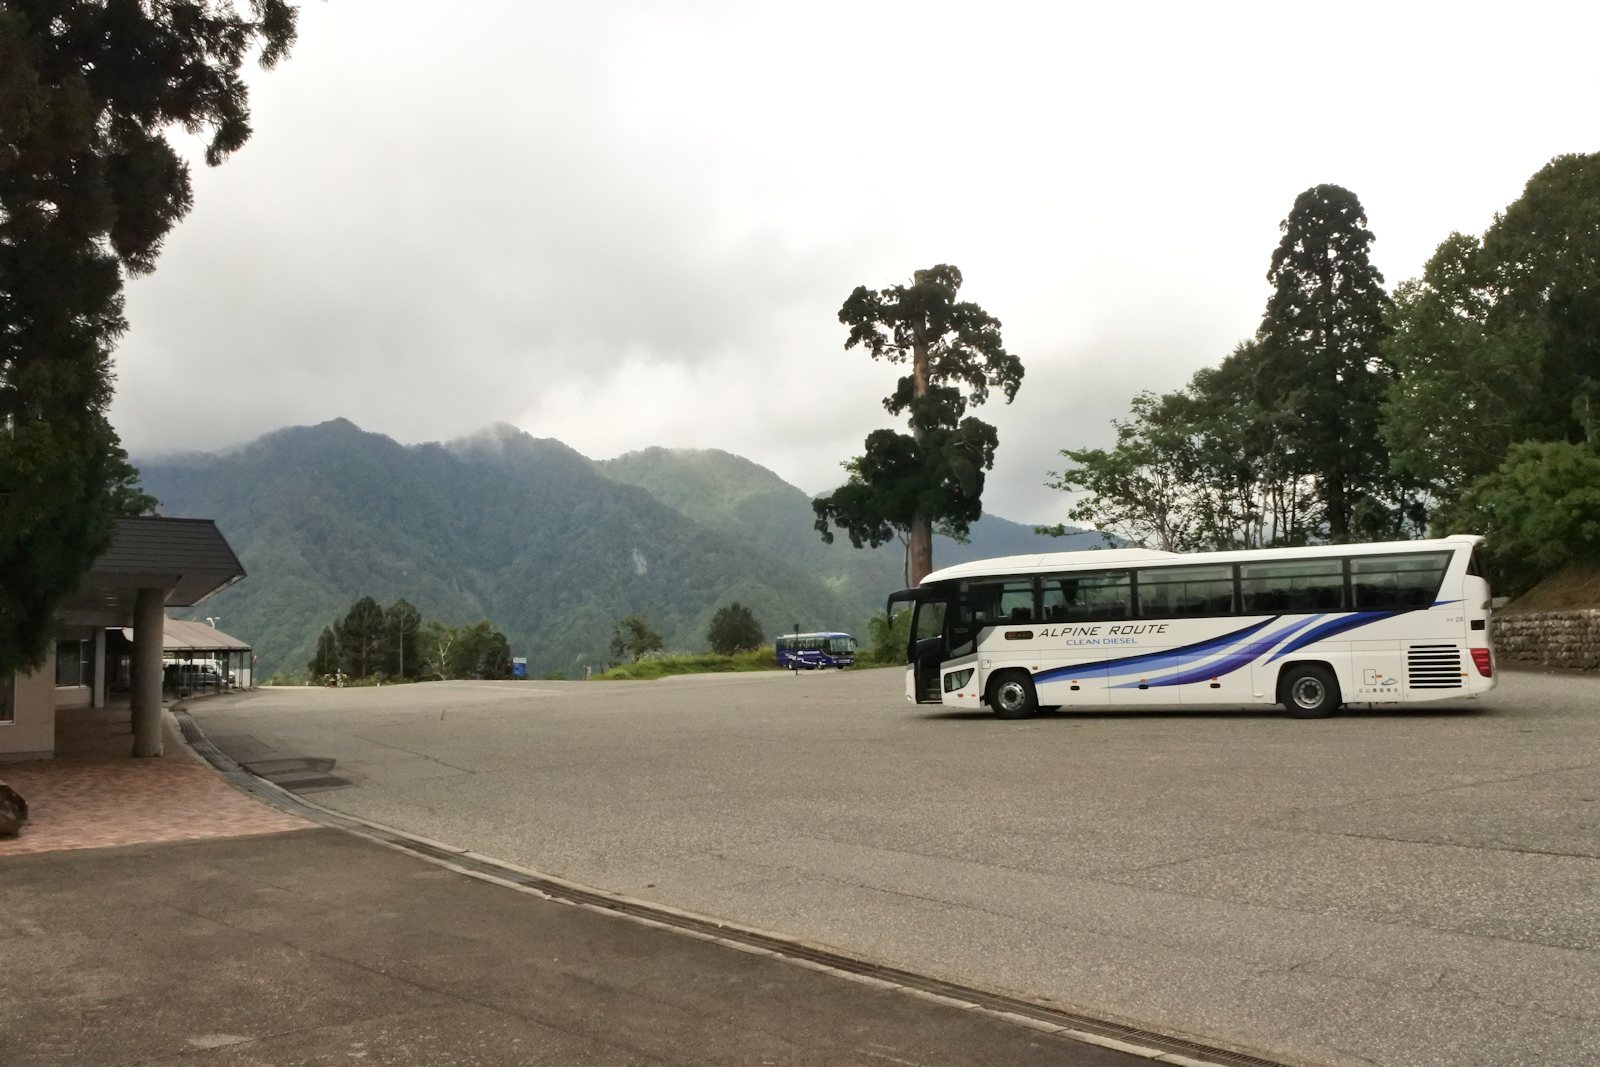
[131,589,167,758]
[91,627,108,709]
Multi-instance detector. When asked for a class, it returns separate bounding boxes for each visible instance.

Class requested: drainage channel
[175,710,1291,1067]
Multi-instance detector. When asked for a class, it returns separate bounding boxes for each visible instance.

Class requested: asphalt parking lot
[193,668,1600,1067]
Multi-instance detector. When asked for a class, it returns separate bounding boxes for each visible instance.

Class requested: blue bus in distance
[775,632,857,670]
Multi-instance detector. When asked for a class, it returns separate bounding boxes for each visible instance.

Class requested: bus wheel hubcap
[1293,679,1324,708]
[998,683,1026,711]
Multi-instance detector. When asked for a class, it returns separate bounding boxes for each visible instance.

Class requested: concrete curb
[173,709,1293,1067]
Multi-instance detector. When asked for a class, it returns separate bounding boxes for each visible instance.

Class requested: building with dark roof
[1,517,245,760]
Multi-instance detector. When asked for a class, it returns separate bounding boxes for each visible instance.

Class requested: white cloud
[112,0,1600,524]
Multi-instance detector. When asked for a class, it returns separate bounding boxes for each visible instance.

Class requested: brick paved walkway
[0,702,308,857]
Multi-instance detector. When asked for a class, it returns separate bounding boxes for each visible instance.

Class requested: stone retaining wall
[1492,610,1600,670]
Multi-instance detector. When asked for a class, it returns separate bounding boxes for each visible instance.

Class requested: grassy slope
[1501,564,1600,614]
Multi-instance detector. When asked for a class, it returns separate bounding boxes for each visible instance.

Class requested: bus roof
[777,632,853,640]
[917,535,1484,586]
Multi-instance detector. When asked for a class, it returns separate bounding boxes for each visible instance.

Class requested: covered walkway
[1,516,244,761]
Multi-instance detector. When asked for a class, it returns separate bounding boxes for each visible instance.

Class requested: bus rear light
[1470,648,1493,677]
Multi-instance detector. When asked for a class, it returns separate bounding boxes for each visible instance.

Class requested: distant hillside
[137,421,855,677]
[598,446,1103,592]
[136,422,1105,678]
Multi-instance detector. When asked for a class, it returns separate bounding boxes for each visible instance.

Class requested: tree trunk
[908,514,934,586]
[1326,470,1348,541]
[908,329,934,585]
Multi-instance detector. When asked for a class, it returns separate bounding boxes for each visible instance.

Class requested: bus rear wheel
[988,671,1038,720]
[1280,664,1340,719]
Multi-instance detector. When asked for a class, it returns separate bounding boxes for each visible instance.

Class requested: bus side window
[1046,572,1130,621]
[1240,560,1343,614]
[1350,553,1450,610]
[1041,582,1068,621]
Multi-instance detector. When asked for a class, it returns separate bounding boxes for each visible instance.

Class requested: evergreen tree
[813,265,1023,585]
[1256,185,1394,540]
[707,602,763,655]
[0,1,297,678]
[308,626,339,679]
[383,598,422,679]
[338,596,385,677]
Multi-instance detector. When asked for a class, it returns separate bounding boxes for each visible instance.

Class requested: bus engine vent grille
[1407,645,1464,689]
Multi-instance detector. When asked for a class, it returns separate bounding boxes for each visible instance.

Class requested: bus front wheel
[1280,664,1340,719]
[988,671,1038,720]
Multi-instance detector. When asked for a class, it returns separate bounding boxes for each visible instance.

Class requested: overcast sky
[110,0,1600,523]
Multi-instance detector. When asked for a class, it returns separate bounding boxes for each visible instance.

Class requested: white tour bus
[886,535,1496,719]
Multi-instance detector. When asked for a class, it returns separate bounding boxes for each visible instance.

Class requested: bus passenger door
[908,599,948,704]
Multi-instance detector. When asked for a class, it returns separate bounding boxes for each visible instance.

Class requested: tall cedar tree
[338,596,385,678]
[383,598,422,679]
[1257,186,1393,541]
[308,625,339,678]
[813,265,1022,585]
[0,1,296,678]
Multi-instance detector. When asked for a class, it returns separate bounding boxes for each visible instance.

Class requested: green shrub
[591,647,778,681]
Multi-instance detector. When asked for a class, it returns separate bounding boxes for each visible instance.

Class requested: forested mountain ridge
[600,445,1103,589]
[135,421,1093,677]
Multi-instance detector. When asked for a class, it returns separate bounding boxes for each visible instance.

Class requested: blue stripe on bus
[1115,616,1332,688]
[1033,617,1281,684]
[1035,609,1414,690]
[1264,611,1398,662]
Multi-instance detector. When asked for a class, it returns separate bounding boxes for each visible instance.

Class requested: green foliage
[308,626,339,678]
[600,446,1094,629]
[707,602,764,655]
[307,597,510,681]
[449,620,512,679]
[1382,153,1600,499]
[1436,442,1600,595]
[1051,186,1428,551]
[338,596,386,678]
[141,420,876,678]
[592,647,778,681]
[415,618,511,680]
[609,614,664,663]
[383,598,422,679]
[417,619,455,681]
[860,608,913,666]
[0,0,295,678]
[1043,345,1330,550]
[814,265,1023,584]
[1257,184,1398,540]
